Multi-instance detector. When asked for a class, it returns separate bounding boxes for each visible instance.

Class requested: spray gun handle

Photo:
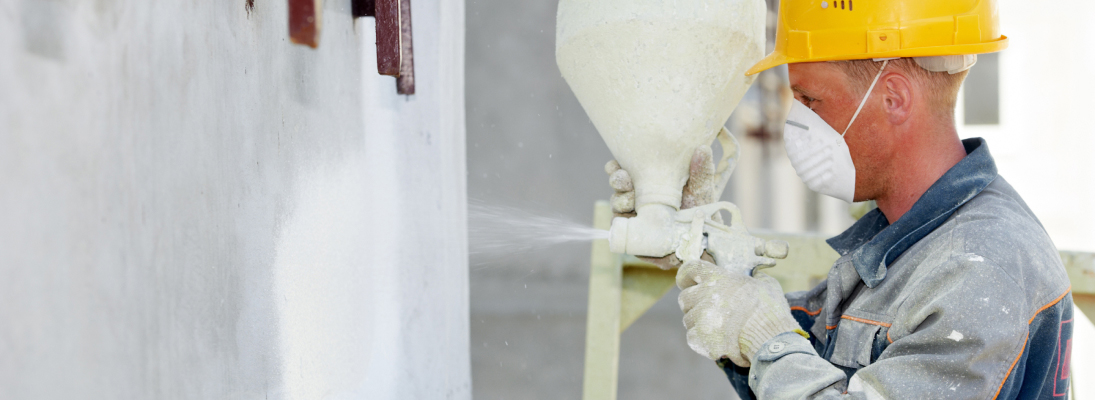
[712,128,739,200]
[606,201,788,276]
[674,202,789,276]
[674,209,708,263]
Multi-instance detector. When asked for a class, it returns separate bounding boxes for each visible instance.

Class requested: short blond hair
[836,58,968,117]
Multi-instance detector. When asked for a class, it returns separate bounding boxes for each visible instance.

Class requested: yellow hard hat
[746,0,1008,75]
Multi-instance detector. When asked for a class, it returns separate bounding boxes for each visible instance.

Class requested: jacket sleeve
[747,257,1030,399]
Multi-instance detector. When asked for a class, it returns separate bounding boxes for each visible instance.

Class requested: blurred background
[466,0,1095,398]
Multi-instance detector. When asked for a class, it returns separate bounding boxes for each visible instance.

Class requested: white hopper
[556,0,766,211]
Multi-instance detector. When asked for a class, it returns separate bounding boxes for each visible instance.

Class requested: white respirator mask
[783,59,890,203]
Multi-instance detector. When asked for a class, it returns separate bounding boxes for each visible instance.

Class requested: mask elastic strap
[841,59,889,137]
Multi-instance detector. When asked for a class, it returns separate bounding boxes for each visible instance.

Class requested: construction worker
[607,0,1073,398]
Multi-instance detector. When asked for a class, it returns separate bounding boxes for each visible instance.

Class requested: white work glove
[605,145,722,269]
[676,259,805,367]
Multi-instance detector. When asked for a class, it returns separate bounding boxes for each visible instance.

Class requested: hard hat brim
[745,36,1009,76]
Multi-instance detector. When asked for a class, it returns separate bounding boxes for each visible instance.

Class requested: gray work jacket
[721,138,1074,399]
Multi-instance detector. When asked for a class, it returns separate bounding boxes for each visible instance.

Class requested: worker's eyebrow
[790,84,816,98]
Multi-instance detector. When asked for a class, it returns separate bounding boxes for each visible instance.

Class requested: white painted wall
[0,1,468,399]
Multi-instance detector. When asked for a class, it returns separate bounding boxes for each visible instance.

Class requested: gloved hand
[605,145,722,269]
[606,145,721,217]
[676,259,805,367]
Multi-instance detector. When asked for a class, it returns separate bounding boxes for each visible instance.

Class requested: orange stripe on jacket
[825,315,891,332]
[992,285,1072,400]
[841,315,892,327]
[993,333,1029,400]
[790,306,822,316]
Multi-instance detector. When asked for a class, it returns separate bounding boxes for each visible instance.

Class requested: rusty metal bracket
[351,0,375,17]
[395,0,414,94]
[352,0,415,94]
[288,0,323,48]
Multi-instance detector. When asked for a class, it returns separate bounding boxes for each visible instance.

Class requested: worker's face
[787,62,894,202]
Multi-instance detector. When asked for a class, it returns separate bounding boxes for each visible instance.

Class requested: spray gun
[555,0,773,274]
[604,133,788,275]
[609,201,788,275]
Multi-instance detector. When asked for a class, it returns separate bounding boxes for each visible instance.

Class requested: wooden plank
[619,267,676,332]
[754,231,839,292]
[1062,251,1095,295]
[751,234,1095,298]
[1062,251,1095,322]
[1075,294,1095,328]
[583,201,622,400]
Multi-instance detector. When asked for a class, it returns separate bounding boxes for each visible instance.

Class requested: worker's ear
[880,72,913,127]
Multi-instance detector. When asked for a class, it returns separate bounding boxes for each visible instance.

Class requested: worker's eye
[797,95,817,109]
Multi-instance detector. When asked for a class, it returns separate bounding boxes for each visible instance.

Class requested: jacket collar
[825,138,998,288]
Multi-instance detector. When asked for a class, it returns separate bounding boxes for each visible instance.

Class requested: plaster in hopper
[557,0,765,210]
[557,0,785,272]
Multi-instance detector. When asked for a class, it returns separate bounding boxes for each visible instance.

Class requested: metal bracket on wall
[353,0,416,94]
[288,0,323,48]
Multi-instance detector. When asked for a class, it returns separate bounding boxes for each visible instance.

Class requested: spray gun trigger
[749,257,778,277]
[675,209,708,262]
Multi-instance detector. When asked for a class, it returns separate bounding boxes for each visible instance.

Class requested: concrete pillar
[0,1,468,399]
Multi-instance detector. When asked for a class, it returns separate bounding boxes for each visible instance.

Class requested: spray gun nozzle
[608,216,629,254]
